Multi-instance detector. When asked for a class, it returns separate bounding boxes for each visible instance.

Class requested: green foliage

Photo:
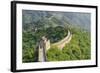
[22,24,91,62]
[22,31,36,62]
[22,26,68,62]
[47,46,70,61]
[46,26,68,43]
[22,11,91,62]
[47,27,91,61]
[22,48,35,62]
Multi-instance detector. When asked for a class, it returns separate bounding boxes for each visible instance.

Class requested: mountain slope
[22,10,91,31]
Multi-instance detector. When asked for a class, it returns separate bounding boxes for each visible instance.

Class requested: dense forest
[47,27,91,61]
[22,10,91,63]
[22,26,68,62]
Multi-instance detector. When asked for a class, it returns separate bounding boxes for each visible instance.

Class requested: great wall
[36,30,72,62]
[51,30,72,50]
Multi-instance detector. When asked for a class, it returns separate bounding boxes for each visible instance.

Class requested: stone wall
[51,30,72,50]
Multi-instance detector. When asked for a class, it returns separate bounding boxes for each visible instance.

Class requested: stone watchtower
[36,36,50,62]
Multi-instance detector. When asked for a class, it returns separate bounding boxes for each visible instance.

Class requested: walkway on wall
[52,30,72,49]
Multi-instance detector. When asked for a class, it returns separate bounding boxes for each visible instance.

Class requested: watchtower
[35,36,50,62]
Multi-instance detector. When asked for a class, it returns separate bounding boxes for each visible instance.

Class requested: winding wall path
[51,30,72,50]
[37,30,72,62]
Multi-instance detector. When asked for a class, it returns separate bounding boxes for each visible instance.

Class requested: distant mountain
[22,10,91,31]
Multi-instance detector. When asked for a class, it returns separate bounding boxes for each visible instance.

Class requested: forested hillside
[22,10,91,63]
[47,27,91,61]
